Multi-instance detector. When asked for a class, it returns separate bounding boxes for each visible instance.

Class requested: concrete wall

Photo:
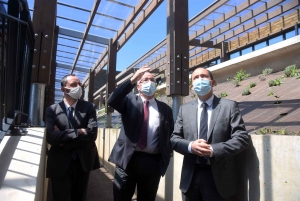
[96,128,300,201]
[0,128,48,201]
[209,35,300,83]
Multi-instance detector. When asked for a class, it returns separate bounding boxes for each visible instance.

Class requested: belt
[134,151,160,157]
[195,164,211,170]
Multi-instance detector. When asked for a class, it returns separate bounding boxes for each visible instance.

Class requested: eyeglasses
[138,78,155,84]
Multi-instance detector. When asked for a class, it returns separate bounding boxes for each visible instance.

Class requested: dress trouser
[113,152,161,201]
[182,164,224,201]
[51,158,90,201]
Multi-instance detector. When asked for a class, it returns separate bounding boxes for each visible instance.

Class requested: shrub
[218,92,228,98]
[249,82,256,88]
[284,65,299,77]
[262,68,273,76]
[231,79,240,87]
[242,86,251,96]
[234,69,250,82]
[268,80,276,87]
[267,87,275,96]
[258,75,266,81]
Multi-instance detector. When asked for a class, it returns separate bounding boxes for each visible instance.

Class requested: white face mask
[65,86,82,99]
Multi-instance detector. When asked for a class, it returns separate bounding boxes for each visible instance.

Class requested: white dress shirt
[188,95,215,157]
[136,96,160,154]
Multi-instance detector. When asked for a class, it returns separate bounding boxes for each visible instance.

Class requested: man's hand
[130,66,150,84]
[54,125,60,131]
[191,139,212,157]
[78,128,87,135]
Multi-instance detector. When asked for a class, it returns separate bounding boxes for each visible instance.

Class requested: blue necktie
[198,102,208,164]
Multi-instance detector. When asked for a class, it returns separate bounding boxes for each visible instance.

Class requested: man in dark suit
[107,66,174,201]
[171,68,249,201]
[46,74,100,201]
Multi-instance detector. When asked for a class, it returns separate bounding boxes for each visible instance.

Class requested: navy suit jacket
[107,80,174,176]
[46,99,100,178]
[171,96,249,198]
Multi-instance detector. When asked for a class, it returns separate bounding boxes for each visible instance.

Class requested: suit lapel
[191,100,199,140]
[58,101,71,129]
[207,96,221,140]
[136,95,144,130]
[73,99,82,128]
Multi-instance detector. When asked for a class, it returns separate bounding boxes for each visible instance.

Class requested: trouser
[51,158,90,201]
[113,152,161,201]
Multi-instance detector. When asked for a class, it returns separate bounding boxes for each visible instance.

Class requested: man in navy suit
[171,68,249,201]
[108,66,174,201]
[46,74,100,201]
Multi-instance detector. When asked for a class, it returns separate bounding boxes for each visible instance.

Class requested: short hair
[61,74,76,87]
[194,68,214,80]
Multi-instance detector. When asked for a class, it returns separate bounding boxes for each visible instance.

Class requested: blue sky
[117,0,216,71]
[26,0,216,72]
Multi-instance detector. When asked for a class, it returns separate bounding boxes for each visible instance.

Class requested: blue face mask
[140,81,156,96]
[193,79,212,96]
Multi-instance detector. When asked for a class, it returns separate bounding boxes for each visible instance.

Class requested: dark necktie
[68,107,74,128]
[138,100,149,150]
[68,107,77,160]
[198,102,208,164]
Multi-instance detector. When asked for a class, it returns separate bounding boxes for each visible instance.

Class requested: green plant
[218,92,228,98]
[256,127,273,134]
[262,68,273,76]
[231,79,240,87]
[258,75,266,81]
[268,79,276,87]
[268,78,283,87]
[242,86,251,96]
[249,82,256,88]
[267,87,275,96]
[233,69,250,82]
[284,64,299,77]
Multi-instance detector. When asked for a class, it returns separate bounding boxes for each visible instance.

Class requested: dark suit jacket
[171,96,249,198]
[107,80,174,176]
[46,99,100,178]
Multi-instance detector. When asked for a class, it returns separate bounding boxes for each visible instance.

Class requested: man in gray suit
[171,68,249,201]
[46,74,100,201]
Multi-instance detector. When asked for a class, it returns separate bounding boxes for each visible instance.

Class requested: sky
[25,0,216,72]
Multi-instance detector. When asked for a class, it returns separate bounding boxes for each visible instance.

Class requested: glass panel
[285,30,295,39]
[268,35,283,46]
[57,4,90,23]
[254,41,267,50]
[229,51,240,59]
[241,47,253,55]
[217,59,221,64]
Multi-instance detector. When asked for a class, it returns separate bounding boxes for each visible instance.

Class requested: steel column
[105,39,117,114]
[88,69,95,103]
[31,0,57,84]
[221,41,229,62]
[166,0,189,96]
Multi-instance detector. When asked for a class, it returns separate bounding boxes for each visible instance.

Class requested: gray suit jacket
[171,96,249,198]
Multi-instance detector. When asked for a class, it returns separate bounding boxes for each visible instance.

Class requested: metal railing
[0,5,35,141]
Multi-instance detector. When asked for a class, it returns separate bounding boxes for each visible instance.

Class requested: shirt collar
[197,94,214,108]
[63,99,78,110]
[140,95,155,104]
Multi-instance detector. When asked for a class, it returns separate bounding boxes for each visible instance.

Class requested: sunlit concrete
[0,128,47,201]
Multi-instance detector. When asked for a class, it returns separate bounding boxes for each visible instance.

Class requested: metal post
[28,83,46,126]
[295,23,299,35]
[106,113,112,128]
[172,95,183,121]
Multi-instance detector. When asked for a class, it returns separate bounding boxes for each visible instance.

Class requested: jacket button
[133,145,136,148]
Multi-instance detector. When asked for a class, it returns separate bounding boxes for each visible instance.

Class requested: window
[269,35,283,45]
[230,51,240,59]
[208,60,217,67]
[285,30,295,39]
[254,41,267,50]
[241,47,253,55]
